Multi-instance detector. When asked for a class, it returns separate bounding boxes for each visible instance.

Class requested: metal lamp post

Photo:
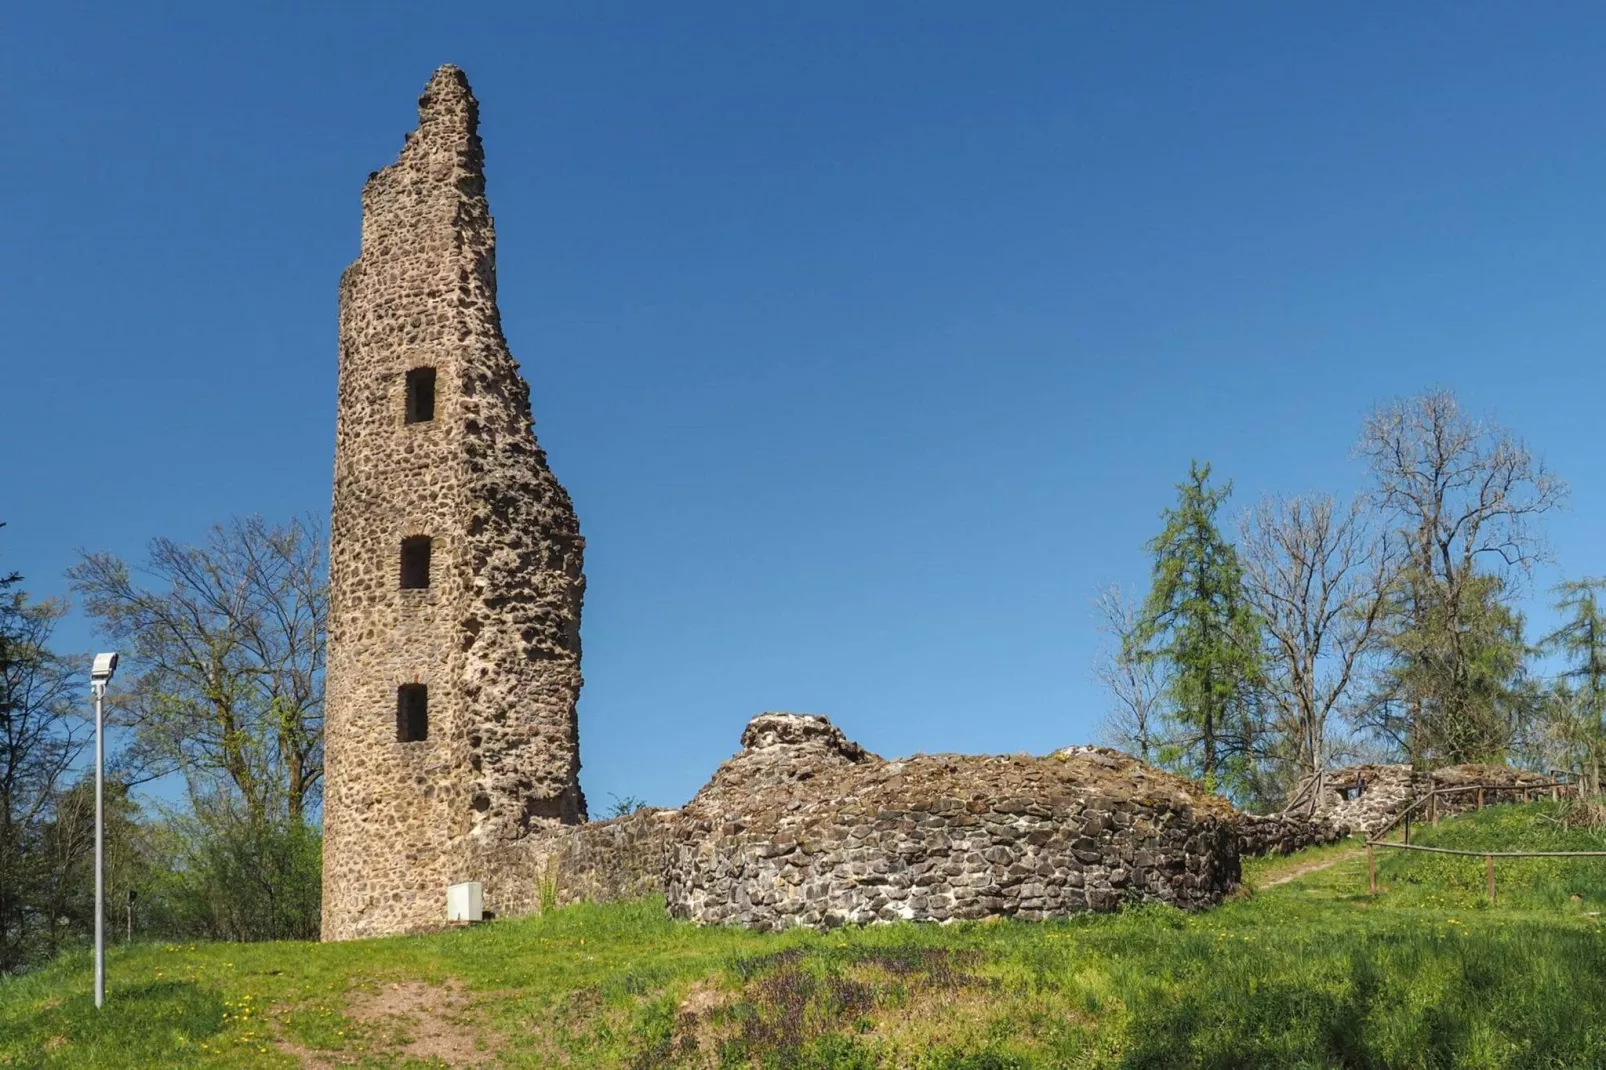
[90,651,118,1009]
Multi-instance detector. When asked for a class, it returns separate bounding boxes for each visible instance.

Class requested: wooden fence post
[1430,793,1439,826]
[1477,787,1485,811]
[1404,809,1411,845]
[1486,855,1495,904]
[1368,844,1377,895]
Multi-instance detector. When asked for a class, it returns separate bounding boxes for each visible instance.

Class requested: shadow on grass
[1,979,226,1069]
[1115,928,1606,1070]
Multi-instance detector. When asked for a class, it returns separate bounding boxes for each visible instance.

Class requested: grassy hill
[3,802,1604,1069]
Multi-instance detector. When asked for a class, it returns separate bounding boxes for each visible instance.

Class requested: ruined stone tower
[322,66,587,941]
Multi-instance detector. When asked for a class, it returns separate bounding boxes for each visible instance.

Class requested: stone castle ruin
[322,67,1358,941]
[322,66,587,941]
[539,713,1348,930]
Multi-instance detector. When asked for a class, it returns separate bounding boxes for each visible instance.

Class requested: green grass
[4,803,1605,1068]
[1374,800,1606,914]
[1240,836,1364,889]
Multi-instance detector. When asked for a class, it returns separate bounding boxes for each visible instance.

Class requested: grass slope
[3,803,1604,1069]
[1374,800,1606,913]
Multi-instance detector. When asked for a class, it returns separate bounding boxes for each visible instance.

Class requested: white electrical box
[446,881,483,923]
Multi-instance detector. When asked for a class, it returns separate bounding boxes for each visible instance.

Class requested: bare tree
[67,516,327,821]
[1355,390,1565,763]
[1238,494,1391,793]
[1092,584,1170,763]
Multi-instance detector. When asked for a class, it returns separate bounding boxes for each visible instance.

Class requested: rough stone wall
[545,808,678,908]
[664,715,1241,930]
[323,65,586,941]
[1231,812,1350,858]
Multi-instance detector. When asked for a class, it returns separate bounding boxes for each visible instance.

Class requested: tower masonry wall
[322,66,586,942]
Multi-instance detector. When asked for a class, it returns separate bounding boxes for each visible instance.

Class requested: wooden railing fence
[1279,772,1323,817]
[1362,774,1603,903]
[1369,777,1575,843]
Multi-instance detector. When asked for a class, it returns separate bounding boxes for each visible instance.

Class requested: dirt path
[275,979,501,1068]
[1259,848,1364,889]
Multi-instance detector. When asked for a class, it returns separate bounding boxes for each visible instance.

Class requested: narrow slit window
[400,536,432,589]
[405,367,436,424]
[397,684,428,742]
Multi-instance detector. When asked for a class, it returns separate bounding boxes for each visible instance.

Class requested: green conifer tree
[1541,578,1606,792]
[1371,569,1530,765]
[1136,463,1263,794]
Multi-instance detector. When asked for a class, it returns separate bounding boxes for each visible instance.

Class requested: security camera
[91,652,119,682]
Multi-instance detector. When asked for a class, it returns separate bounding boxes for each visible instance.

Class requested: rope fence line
[1361,775,1599,903]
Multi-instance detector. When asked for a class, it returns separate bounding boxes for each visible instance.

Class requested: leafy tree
[136,802,322,942]
[68,515,327,821]
[1355,391,1562,764]
[66,516,328,948]
[1135,463,1263,795]
[32,778,146,955]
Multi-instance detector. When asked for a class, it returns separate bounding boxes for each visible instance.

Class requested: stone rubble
[661,714,1244,930]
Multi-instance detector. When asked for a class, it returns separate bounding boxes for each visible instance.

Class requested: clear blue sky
[4,3,1604,811]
